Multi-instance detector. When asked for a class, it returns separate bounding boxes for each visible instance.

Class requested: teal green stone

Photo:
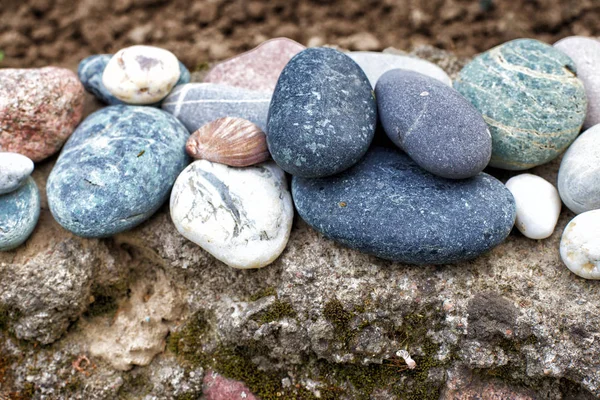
[454,39,587,170]
[0,177,40,251]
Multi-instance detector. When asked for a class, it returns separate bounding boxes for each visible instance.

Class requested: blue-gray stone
[161,83,271,133]
[454,39,587,170]
[78,54,190,106]
[292,147,516,265]
[376,69,492,179]
[47,106,190,238]
[267,47,377,178]
[0,177,40,251]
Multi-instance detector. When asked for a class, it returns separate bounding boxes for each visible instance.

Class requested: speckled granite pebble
[349,51,452,87]
[204,38,305,92]
[102,46,181,104]
[47,106,190,238]
[162,83,271,133]
[170,160,293,269]
[554,36,600,129]
[268,47,377,178]
[0,177,40,251]
[560,209,600,279]
[376,70,491,179]
[78,54,190,105]
[454,39,587,170]
[292,147,516,264]
[0,67,84,162]
[558,124,600,214]
[0,153,34,195]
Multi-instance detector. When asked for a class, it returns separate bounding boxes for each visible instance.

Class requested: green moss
[167,310,211,364]
[251,300,297,325]
[323,298,356,344]
[194,62,210,72]
[249,287,277,302]
[175,393,200,400]
[118,373,153,399]
[0,305,9,331]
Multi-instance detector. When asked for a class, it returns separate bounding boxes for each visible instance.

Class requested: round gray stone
[0,176,40,251]
[558,124,600,214]
[376,69,492,179]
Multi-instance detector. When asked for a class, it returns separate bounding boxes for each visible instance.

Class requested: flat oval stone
[0,153,34,195]
[292,147,516,264]
[560,210,600,279]
[170,160,293,269]
[554,36,600,129]
[162,83,271,132]
[0,177,40,251]
[0,67,84,162]
[78,54,190,105]
[376,69,491,179]
[454,39,587,170]
[505,174,561,239]
[47,106,190,238]
[267,47,377,178]
[557,124,600,214]
[204,37,305,92]
[102,45,181,104]
[349,51,452,88]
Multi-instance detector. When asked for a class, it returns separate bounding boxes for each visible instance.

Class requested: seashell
[186,117,270,167]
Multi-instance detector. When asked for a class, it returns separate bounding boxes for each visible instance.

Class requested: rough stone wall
[0,47,599,400]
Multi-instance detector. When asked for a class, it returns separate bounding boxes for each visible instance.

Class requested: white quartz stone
[560,209,600,279]
[558,124,600,214]
[0,152,34,195]
[102,45,181,104]
[170,160,293,269]
[348,51,452,88]
[505,173,561,239]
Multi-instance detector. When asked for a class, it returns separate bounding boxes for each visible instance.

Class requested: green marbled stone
[454,39,587,170]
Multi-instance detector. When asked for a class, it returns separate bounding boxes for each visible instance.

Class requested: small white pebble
[0,152,34,195]
[396,349,417,369]
[103,45,180,104]
[505,173,561,239]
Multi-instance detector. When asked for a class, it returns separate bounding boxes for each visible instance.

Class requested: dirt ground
[0,0,598,70]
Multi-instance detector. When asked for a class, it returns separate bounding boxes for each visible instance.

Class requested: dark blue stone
[47,106,190,238]
[376,69,492,179]
[267,47,377,178]
[0,177,40,251]
[78,54,191,106]
[292,147,516,265]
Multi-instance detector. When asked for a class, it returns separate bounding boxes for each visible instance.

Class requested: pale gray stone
[161,83,271,132]
[349,51,453,87]
[0,152,34,195]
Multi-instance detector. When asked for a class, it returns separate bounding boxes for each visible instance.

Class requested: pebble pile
[1,36,600,280]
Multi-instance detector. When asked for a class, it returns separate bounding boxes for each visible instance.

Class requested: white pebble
[505,173,561,239]
[170,160,293,269]
[560,210,600,279]
[0,152,34,195]
[102,45,181,104]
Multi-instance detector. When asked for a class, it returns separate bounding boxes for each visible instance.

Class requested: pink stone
[0,67,85,162]
[202,370,259,400]
[203,38,305,92]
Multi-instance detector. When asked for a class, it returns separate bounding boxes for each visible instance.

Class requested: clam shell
[186,117,270,167]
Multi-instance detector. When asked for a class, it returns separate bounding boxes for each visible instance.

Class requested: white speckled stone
[170,160,293,269]
[505,174,561,239]
[558,124,600,214]
[348,51,452,88]
[560,209,600,279]
[554,36,600,129]
[0,153,34,195]
[102,45,181,104]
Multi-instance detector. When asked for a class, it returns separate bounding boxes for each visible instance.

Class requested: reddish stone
[203,38,305,92]
[202,370,259,400]
[0,67,85,162]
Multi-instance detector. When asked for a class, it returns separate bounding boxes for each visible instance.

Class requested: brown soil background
[0,0,599,70]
